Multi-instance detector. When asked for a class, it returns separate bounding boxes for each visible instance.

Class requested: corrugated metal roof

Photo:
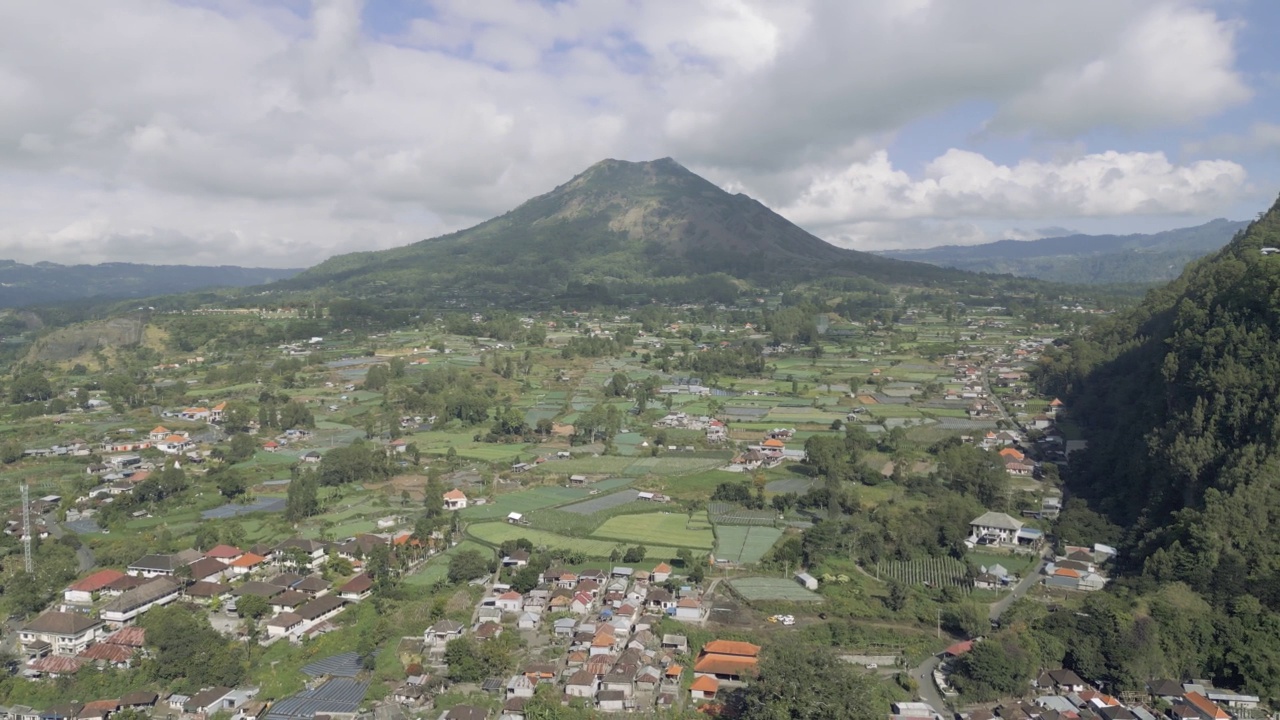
[300,652,362,678]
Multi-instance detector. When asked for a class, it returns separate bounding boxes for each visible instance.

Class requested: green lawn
[591,511,715,550]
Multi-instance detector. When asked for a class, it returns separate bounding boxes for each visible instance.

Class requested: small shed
[794,572,818,591]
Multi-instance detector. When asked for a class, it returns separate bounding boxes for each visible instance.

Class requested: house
[442,706,488,720]
[120,691,158,710]
[443,489,468,510]
[229,552,268,576]
[969,511,1024,546]
[100,578,181,625]
[690,675,719,701]
[301,451,321,463]
[128,552,198,578]
[596,690,627,712]
[570,592,593,615]
[204,544,244,563]
[186,557,232,583]
[185,581,230,603]
[495,592,523,614]
[651,562,671,583]
[266,612,305,639]
[1037,669,1088,693]
[694,640,760,682]
[295,595,347,626]
[20,612,102,657]
[565,669,597,698]
[155,434,194,455]
[64,569,127,604]
[516,612,539,630]
[475,621,503,640]
[185,686,236,716]
[505,674,536,699]
[270,590,311,614]
[338,573,373,601]
[1178,693,1230,720]
[674,596,703,621]
[502,550,531,567]
[425,620,465,647]
[273,538,329,570]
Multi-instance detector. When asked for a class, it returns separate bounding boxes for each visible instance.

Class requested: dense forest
[1032,194,1280,696]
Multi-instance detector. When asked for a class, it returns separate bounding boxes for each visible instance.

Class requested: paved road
[910,554,1048,715]
[45,514,96,572]
[983,366,1014,426]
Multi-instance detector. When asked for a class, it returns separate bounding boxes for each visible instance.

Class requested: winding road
[910,554,1048,716]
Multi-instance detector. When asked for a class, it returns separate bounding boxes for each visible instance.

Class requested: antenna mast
[21,482,33,574]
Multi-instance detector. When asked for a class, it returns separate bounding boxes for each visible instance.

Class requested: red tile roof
[1183,693,1229,720]
[78,643,136,663]
[204,544,243,559]
[702,640,759,657]
[693,654,758,676]
[103,626,146,647]
[68,569,126,593]
[230,552,266,568]
[945,640,974,656]
[29,655,86,674]
[690,675,720,693]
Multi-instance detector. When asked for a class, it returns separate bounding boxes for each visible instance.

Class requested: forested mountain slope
[1033,194,1280,694]
[878,219,1245,284]
[279,158,976,305]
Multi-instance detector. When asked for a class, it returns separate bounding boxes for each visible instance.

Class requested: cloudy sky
[1,0,1277,267]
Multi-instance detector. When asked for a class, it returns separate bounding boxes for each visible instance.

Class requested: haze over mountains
[279,158,979,306]
[876,219,1248,285]
[0,261,301,309]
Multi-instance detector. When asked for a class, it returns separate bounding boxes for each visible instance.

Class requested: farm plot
[764,477,820,494]
[459,487,586,521]
[728,577,823,603]
[709,502,778,526]
[591,512,716,550]
[715,525,783,565]
[560,490,642,515]
[468,523,623,556]
[876,557,971,590]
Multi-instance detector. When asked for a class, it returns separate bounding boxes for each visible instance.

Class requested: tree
[141,604,245,687]
[236,594,269,620]
[225,433,257,464]
[724,637,877,720]
[285,473,320,521]
[623,545,647,563]
[447,549,491,584]
[950,632,1037,701]
[215,468,248,499]
[886,580,909,612]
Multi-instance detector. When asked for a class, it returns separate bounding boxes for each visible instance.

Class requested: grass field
[590,511,715,550]
[403,540,493,586]
[715,525,783,565]
[728,576,823,603]
[459,486,587,521]
[468,522,632,556]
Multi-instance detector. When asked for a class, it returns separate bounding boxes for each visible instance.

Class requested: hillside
[1033,195,1280,694]
[0,260,301,308]
[877,219,1246,284]
[283,158,973,304]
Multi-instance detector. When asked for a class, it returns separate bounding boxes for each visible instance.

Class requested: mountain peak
[289,157,963,302]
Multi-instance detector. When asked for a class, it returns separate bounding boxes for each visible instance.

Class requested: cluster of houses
[1043,544,1115,593]
[401,562,730,715]
[937,669,1263,720]
[16,534,416,679]
[652,412,728,444]
[727,429,803,472]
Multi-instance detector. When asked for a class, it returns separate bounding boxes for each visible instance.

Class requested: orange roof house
[702,640,760,657]
[1182,692,1230,720]
[690,675,720,699]
[1050,398,1064,407]
[1053,568,1081,579]
[230,552,266,569]
[761,438,785,449]
[998,448,1025,461]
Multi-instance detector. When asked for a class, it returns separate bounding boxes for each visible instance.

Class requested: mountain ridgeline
[283,158,975,305]
[879,219,1247,285]
[1035,195,1280,693]
[0,260,301,309]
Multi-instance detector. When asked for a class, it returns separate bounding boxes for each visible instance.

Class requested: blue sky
[0,0,1275,265]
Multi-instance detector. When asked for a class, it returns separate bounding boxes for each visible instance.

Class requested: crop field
[764,476,820,494]
[591,511,715,550]
[876,557,971,589]
[715,525,783,565]
[530,456,636,476]
[468,522,625,556]
[559,489,642,515]
[728,577,823,603]
[709,502,778,526]
[459,486,587,521]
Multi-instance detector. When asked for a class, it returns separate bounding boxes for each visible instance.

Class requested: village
[0,296,1231,720]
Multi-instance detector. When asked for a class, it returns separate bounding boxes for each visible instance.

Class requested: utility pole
[936,608,941,639]
[21,482,33,574]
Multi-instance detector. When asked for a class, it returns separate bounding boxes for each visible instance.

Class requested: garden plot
[709,502,778,526]
[715,525,783,565]
[764,476,820,494]
[459,486,587,521]
[728,577,823,603]
[560,489,642,515]
[876,557,971,589]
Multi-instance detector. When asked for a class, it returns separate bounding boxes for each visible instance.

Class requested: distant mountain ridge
[281,157,975,304]
[875,219,1248,284]
[0,260,302,308]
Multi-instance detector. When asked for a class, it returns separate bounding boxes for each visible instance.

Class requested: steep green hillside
[879,219,1246,284]
[282,157,970,304]
[1033,195,1280,693]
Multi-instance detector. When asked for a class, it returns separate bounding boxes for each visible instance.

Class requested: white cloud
[0,0,1259,266]
[775,149,1247,247]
